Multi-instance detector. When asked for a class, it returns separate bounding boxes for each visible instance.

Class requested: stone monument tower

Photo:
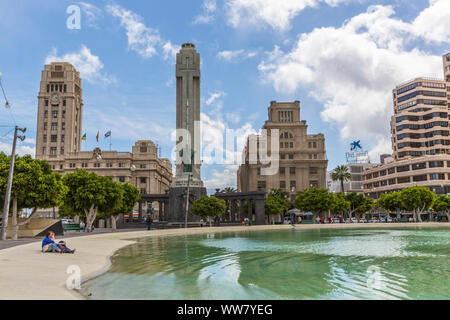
[168,43,206,222]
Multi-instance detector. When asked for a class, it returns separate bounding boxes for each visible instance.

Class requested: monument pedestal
[167,186,207,222]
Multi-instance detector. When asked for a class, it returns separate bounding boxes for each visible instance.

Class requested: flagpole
[109,132,112,151]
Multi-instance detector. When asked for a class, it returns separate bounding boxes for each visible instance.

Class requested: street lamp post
[1,126,26,241]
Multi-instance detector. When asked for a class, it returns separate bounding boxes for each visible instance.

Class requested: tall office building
[364,53,450,198]
[237,101,327,201]
[35,62,173,219]
[36,63,83,160]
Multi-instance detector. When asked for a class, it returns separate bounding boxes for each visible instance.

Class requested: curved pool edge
[0,223,448,300]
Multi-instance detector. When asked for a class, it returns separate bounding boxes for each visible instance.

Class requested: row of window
[278,111,294,122]
[256,180,319,191]
[366,161,450,179]
[280,132,294,139]
[397,99,447,111]
[280,142,294,149]
[397,130,449,141]
[396,82,446,95]
[280,154,294,160]
[395,112,447,123]
[44,100,66,107]
[46,83,67,93]
[396,121,448,132]
[397,139,450,149]
[43,134,64,143]
[64,162,149,169]
[398,149,449,158]
[308,141,317,148]
[44,110,66,118]
[365,173,448,189]
[397,90,446,103]
[43,122,66,131]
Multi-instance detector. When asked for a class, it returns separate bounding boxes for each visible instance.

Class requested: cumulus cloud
[45,45,116,85]
[0,141,35,157]
[225,0,358,31]
[257,2,448,161]
[194,0,217,24]
[206,91,226,105]
[162,41,179,62]
[106,4,161,58]
[217,49,258,62]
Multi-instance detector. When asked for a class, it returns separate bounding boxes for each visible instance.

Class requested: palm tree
[220,187,237,193]
[331,165,351,193]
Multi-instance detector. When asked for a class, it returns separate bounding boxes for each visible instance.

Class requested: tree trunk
[84,204,97,232]
[340,179,345,193]
[11,198,18,240]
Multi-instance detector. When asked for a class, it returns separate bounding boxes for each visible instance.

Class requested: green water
[81,227,450,300]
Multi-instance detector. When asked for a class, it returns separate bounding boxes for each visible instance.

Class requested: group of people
[41,231,75,254]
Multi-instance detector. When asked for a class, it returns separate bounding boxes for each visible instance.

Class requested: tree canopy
[399,186,435,222]
[294,187,333,218]
[331,165,351,193]
[190,196,227,222]
[265,189,290,223]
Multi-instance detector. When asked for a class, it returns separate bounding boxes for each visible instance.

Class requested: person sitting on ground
[41,231,75,254]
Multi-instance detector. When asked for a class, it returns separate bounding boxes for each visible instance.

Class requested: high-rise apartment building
[364,53,450,198]
[237,101,327,201]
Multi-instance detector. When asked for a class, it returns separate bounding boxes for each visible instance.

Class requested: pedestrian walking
[145,215,153,230]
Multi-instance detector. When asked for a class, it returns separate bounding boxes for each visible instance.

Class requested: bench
[62,223,81,231]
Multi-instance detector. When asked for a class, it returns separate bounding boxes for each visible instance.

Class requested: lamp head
[18,127,26,133]
[18,135,26,142]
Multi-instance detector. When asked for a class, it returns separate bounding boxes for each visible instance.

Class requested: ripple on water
[81,227,450,300]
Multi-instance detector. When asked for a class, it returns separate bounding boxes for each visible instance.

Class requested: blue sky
[0,0,449,191]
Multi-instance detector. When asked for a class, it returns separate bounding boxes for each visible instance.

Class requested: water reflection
[81,227,450,300]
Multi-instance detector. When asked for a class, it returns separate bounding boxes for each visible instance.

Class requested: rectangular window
[140,177,147,184]
[50,147,57,156]
[388,168,395,174]
[51,123,57,131]
[140,164,147,168]
[289,167,296,175]
[119,177,125,183]
[279,167,285,175]
[62,110,65,118]
[44,110,48,118]
[280,181,286,189]
[398,176,410,184]
[93,163,100,168]
[106,163,113,168]
[62,122,65,130]
[42,147,46,154]
[81,163,88,168]
[280,154,286,160]
[45,100,49,106]
[388,179,396,185]
[412,162,427,170]
[313,154,318,159]
[413,175,427,182]
[290,142,294,148]
[430,173,445,180]
[51,135,57,142]
[52,111,58,118]
[60,147,64,155]
[61,135,65,143]
[43,135,47,143]
[429,161,444,168]
[290,181,296,189]
[63,100,66,107]
[119,162,126,168]
[397,165,410,172]
[289,154,294,159]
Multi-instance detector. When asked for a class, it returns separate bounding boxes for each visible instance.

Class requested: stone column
[159,201,163,221]
[230,200,236,222]
[247,200,252,219]
[239,200,244,221]
[164,200,169,222]
[255,198,265,225]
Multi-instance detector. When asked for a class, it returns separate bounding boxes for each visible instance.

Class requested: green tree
[399,186,435,222]
[190,196,227,226]
[331,165,351,193]
[98,182,140,231]
[330,193,351,218]
[294,187,333,221]
[376,192,403,215]
[431,195,450,222]
[0,154,67,240]
[265,189,290,224]
[61,169,122,232]
[345,192,374,219]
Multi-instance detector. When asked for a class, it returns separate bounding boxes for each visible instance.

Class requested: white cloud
[217,49,258,62]
[204,165,239,190]
[412,0,450,43]
[45,45,116,85]
[0,141,35,157]
[257,3,447,161]
[225,0,358,31]
[206,91,225,105]
[194,0,217,24]
[106,4,161,58]
[162,41,179,62]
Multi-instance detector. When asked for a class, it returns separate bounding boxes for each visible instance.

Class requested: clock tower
[36,62,83,161]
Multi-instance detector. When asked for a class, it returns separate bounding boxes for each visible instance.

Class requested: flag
[105,130,111,138]
[96,131,99,142]
[82,133,86,141]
